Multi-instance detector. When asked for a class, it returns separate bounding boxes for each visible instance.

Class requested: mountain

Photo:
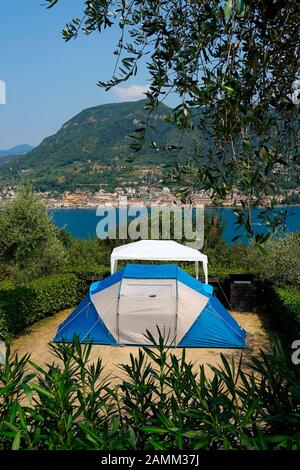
[0,100,197,191]
[0,144,34,158]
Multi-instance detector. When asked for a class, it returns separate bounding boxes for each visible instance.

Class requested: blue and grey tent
[54,264,246,348]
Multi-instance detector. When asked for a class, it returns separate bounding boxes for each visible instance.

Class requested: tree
[45,0,300,241]
[245,232,300,287]
[0,185,67,283]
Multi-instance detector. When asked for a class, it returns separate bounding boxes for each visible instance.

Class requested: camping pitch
[54,264,246,348]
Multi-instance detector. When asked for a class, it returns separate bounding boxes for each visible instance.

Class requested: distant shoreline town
[1,185,299,209]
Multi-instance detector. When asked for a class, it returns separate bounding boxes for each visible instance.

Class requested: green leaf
[183,430,208,438]
[142,426,169,434]
[31,384,55,399]
[223,85,235,95]
[147,438,168,450]
[46,0,59,9]
[224,0,233,20]
[236,0,246,16]
[12,431,21,450]
[78,424,100,445]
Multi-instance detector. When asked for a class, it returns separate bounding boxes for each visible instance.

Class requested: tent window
[122,282,174,299]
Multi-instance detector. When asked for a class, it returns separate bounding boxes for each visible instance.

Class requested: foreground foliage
[0,335,299,450]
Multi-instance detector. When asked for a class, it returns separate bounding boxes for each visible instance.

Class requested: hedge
[65,265,111,289]
[0,280,14,292]
[0,274,85,342]
[270,286,300,340]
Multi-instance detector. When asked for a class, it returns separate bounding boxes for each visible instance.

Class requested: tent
[54,264,246,348]
[111,240,208,283]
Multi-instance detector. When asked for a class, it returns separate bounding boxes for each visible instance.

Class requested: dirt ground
[11,307,274,379]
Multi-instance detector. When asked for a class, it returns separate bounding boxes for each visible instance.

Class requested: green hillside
[1,99,297,193]
[0,100,196,192]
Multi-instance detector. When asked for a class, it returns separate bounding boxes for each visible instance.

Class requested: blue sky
[0,0,160,149]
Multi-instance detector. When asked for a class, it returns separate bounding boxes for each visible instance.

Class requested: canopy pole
[195,261,199,280]
[174,276,179,347]
[116,282,122,346]
[203,259,208,284]
[111,259,117,275]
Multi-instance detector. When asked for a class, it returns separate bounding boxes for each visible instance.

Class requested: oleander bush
[0,334,299,451]
[0,274,84,342]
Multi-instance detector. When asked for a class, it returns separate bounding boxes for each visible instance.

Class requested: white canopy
[111,240,208,284]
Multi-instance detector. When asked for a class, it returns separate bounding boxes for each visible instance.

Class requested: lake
[49,206,300,245]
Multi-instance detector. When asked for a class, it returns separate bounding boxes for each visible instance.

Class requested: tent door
[118,279,177,345]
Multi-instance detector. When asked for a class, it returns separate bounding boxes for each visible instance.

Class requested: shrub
[64,264,111,291]
[0,185,68,283]
[245,233,300,288]
[0,274,84,342]
[0,336,299,450]
[0,280,14,292]
[270,286,300,339]
[66,239,109,270]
